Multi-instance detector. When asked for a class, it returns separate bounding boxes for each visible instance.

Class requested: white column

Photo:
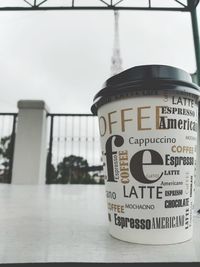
[12,100,49,185]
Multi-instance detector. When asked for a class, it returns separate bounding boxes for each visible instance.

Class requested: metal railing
[0,113,17,183]
[46,114,103,184]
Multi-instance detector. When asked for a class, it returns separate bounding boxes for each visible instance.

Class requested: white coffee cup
[91,65,200,244]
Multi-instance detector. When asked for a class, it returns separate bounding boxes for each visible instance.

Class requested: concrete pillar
[12,100,48,184]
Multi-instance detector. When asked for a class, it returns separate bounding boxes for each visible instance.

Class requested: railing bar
[114,0,124,7]
[1,116,5,138]
[4,115,9,137]
[148,0,151,8]
[92,117,95,165]
[0,113,18,116]
[46,115,54,182]
[85,116,88,161]
[99,0,110,6]
[37,0,48,7]
[8,115,17,183]
[0,6,188,11]
[47,113,95,117]
[64,116,67,157]
[78,116,81,156]
[8,116,12,136]
[174,0,187,8]
[71,116,74,155]
[57,117,60,165]
[23,0,33,7]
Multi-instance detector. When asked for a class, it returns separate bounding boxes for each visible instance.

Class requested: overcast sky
[0,3,199,113]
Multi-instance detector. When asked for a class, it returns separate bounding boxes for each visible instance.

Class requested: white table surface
[0,184,199,263]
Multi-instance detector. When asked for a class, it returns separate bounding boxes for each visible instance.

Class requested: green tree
[99,177,105,184]
[46,151,57,184]
[0,135,13,183]
[56,155,97,184]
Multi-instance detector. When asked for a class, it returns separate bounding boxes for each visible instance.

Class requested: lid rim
[91,82,200,115]
[91,65,200,115]
[93,78,200,102]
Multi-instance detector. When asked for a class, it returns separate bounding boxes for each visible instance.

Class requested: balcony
[0,100,200,264]
[0,103,103,185]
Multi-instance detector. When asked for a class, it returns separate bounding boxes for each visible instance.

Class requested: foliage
[0,135,14,183]
[99,177,105,184]
[46,154,104,185]
[46,153,57,184]
[56,155,97,184]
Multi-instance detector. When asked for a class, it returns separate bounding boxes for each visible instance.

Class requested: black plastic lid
[91,65,200,115]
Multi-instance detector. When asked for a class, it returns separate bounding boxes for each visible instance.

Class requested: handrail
[0,113,18,116]
[47,113,95,117]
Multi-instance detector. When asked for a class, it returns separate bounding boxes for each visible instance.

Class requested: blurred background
[0,0,199,184]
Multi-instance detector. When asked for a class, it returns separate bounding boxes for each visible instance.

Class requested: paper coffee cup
[91,65,200,244]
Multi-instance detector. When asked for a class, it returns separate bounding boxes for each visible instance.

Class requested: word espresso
[114,214,185,230]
